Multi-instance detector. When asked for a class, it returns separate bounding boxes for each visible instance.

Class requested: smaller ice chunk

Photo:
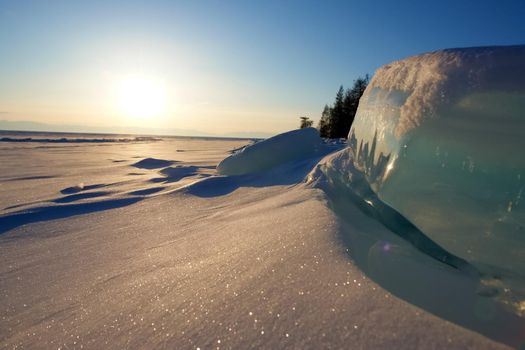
[217,128,322,176]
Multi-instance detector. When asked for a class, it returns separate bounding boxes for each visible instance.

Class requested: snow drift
[217,128,323,175]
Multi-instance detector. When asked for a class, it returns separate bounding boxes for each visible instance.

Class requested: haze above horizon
[0,0,523,137]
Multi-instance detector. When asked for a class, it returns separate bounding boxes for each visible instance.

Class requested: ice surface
[340,45,525,313]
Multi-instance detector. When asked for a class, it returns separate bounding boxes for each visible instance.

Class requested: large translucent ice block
[348,46,525,275]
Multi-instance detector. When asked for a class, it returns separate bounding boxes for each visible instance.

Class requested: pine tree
[318,104,332,137]
[341,75,370,138]
[299,116,313,129]
[329,86,345,138]
[317,75,369,139]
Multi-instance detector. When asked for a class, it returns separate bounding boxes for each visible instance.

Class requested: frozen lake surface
[0,132,521,349]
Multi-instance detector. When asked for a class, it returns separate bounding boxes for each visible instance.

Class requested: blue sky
[0,0,524,136]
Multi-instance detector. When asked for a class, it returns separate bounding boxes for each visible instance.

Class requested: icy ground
[0,133,520,349]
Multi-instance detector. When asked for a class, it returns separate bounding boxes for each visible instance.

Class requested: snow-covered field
[0,131,522,349]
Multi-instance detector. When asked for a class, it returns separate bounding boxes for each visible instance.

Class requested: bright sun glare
[117,75,166,120]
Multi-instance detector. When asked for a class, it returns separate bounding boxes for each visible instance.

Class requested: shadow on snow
[0,197,142,235]
[185,156,325,198]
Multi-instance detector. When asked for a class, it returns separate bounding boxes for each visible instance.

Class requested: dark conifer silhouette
[317,75,369,139]
[299,116,314,129]
[318,105,332,137]
[329,86,346,138]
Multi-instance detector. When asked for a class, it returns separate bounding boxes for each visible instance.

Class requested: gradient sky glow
[1,0,524,136]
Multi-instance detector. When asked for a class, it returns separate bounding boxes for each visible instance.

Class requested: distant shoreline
[0,129,260,142]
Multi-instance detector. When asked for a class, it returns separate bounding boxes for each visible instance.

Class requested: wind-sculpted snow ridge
[132,157,176,169]
[348,45,525,316]
[217,128,325,176]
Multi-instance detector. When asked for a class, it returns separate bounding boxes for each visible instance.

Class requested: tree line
[300,75,369,139]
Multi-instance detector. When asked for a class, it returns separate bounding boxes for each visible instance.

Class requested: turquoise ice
[344,45,525,311]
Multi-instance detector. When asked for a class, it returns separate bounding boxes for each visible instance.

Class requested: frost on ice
[324,45,525,305]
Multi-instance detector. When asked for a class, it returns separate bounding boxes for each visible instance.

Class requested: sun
[117,75,166,120]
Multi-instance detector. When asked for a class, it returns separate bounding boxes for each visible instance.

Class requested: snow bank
[217,128,322,175]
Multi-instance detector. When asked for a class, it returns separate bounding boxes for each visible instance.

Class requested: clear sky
[0,0,524,137]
